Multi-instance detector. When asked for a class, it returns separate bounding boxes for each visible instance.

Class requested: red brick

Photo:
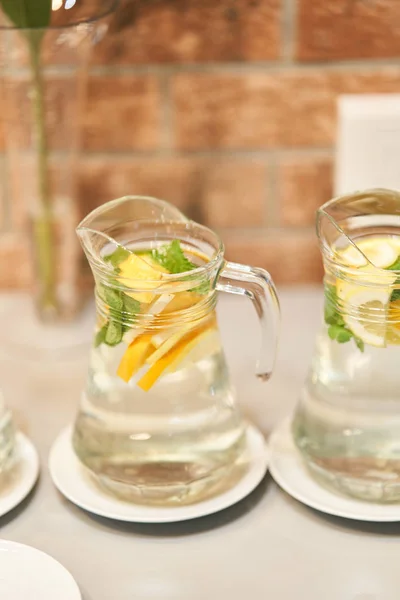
[172,69,400,150]
[278,156,333,226]
[94,0,281,65]
[78,157,268,230]
[201,161,267,228]
[297,0,400,61]
[83,76,161,151]
[223,232,323,284]
[78,157,200,218]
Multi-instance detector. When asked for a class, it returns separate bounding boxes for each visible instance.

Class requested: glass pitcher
[293,188,400,502]
[0,389,15,477]
[73,196,279,505]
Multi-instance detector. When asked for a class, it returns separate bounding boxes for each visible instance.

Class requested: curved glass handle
[216,261,280,381]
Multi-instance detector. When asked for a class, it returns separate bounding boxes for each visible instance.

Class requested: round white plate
[49,424,268,523]
[0,433,39,519]
[270,418,400,522]
[0,540,81,599]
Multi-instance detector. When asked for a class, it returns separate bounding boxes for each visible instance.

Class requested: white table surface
[1,288,400,600]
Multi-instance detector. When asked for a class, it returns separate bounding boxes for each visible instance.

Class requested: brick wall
[3,0,400,286]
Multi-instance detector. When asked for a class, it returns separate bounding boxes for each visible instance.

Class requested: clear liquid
[74,340,245,505]
[294,333,400,502]
[294,231,400,502]
[73,242,246,505]
[0,402,15,477]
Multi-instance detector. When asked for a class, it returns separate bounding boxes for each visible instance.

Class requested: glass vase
[0,0,118,354]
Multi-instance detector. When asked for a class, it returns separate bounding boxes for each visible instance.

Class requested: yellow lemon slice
[118,254,168,304]
[337,236,398,269]
[166,327,220,373]
[337,244,368,268]
[357,238,398,268]
[386,300,400,345]
[337,284,390,347]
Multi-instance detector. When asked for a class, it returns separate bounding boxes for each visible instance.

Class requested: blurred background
[1,0,400,288]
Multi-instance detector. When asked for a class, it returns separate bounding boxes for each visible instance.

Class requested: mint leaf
[385,255,400,302]
[105,321,123,346]
[328,324,342,340]
[328,324,352,344]
[94,325,108,348]
[191,280,211,295]
[387,256,400,271]
[336,328,352,343]
[152,240,196,274]
[354,337,365,352]
[104,247,131,269]
[98,285,123,311]
[390,288,400,302]
[151,239,210,294]
[0,0,51,29]
[122,294,140,315]
[324,284,364,349]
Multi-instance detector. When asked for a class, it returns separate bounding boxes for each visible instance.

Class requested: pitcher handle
[216,262,280,381]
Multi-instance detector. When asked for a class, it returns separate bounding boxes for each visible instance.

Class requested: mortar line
[0,155,9,234]
[89,58,400,74]
[218,224,315,237]
[266,152,279,228]
[76,147,334,160]
[3,58,400,78]
[158,71,174,151]
[281,0,297,63]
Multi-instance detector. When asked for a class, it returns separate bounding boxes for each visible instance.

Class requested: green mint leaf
[386,256,400,271]
[94,324,108,348]
[152,240,197,274]
[105,321,123,346]
[336,328,352,343]
[324,284,344,326]
[151,239,210,294]
[354,337,365,352]
[0,0,51,28]
[122,294,141,315]
[328,324,340,340]
[328,324,352,344]
[98,285,123,311]
[324,304,337,325]
[191,280,211,295]
[104,247,131,269]
[390,288,400,302]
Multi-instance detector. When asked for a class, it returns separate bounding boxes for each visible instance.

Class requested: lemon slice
[338,237,398,269]
[357,238,398,268]
[337,283,390,347]
[118,254,168,304]
[386,300,400,345]
[337,244,368,268]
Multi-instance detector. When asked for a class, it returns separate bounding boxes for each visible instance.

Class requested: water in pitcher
[73,238,245,504]
[0,392,15,476]
[294,223,400,502]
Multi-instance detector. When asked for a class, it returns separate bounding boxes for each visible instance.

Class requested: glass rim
[78,195,226,285]
[317,188,400,275]
[0,0,120,32]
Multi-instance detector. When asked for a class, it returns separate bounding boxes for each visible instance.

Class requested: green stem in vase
[28,32,57,313]
[0,0,58,314]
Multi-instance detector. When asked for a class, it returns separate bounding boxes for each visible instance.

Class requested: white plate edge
[49,423,269,523]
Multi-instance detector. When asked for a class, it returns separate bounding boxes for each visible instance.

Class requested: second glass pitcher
[293,188,400,502]
[73,196,279,505]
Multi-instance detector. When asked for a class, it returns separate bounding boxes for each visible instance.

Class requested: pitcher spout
[76,195,189,265]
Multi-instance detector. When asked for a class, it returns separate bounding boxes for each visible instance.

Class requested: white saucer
[49,424,268,523]
[0,539,81,599]
[0,433,39,519]
[270,418,400,522]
